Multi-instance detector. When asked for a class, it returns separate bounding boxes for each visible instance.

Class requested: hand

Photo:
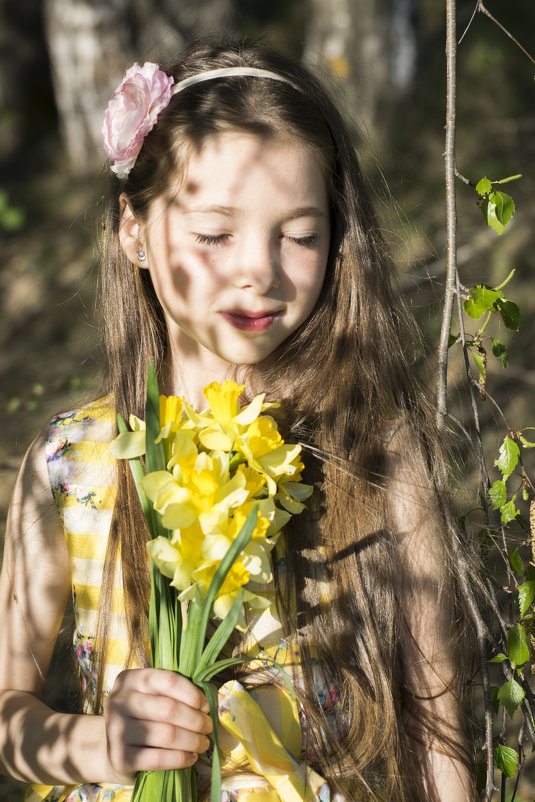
[104,668,212,783]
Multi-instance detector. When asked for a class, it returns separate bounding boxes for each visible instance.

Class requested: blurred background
[0,0,534,798]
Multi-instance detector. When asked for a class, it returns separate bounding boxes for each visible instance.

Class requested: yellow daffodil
[109,413,146,459]
[237,418,305,496]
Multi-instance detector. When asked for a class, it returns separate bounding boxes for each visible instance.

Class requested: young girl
[0,37,478,801]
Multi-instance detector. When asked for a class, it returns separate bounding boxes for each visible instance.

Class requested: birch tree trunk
[43,0,234,175]
[43,0,129,175]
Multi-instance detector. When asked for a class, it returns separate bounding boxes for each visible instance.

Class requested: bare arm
[0,431,211,785]
[385,425,475,802]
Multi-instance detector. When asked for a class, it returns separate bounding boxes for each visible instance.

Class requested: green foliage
[518,580,535,617]
[494,744,518,778]
[495,437,520,481]
[476,174,520,235]
[497,678,525,718]
[491,338,508,367]
[506,624,530,668]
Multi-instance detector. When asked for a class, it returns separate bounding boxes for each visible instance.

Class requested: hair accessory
[102,64,298,179]
[136,250,146,262]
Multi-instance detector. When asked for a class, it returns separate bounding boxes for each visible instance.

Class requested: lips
[220,309,283,332]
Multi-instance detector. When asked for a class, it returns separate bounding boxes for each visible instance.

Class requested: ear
[118,194,148,268]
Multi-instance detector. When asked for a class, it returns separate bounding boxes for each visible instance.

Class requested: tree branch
[436,0,458,429]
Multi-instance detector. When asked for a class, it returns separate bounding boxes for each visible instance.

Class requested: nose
[232,233,280,293]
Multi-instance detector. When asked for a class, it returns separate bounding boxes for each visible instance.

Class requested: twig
[437,0,458,429]
[477,1,535,66]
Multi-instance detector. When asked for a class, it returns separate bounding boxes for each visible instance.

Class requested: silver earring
[136,250,146,262]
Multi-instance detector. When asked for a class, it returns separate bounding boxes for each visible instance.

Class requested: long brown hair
[96,37,478,799]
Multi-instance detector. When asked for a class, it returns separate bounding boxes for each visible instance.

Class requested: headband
[101,62,298,179]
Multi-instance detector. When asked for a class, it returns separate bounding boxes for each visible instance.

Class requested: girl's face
[121,130,330,396]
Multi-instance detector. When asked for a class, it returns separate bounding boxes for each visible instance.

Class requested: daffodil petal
[146,536,180,579]
[233,393,265,425]
[109,430,146,459]
[161,503,198,529]
[199,428,233,451]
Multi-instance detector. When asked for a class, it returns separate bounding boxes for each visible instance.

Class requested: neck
[163,334,241,409]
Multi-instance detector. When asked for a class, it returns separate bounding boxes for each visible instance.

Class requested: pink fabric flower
[101,62,174,179]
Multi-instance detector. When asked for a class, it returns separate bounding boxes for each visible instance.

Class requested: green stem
[494,268,516,293]
[479,310,492,336]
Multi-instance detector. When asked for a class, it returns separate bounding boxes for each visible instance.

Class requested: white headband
[102,63,299,179]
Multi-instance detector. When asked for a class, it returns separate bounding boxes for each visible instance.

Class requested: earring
[136,250,146,262]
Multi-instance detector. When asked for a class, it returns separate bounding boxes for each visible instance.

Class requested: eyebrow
[183,205,327,219]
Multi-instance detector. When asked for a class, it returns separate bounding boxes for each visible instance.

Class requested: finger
[122,744,199,773]
[123,717,211,754]
[115,668,210,714]
[109,687,212,735]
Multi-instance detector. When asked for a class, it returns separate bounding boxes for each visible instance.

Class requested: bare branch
[478,1,535,66]
[436,0,459,429]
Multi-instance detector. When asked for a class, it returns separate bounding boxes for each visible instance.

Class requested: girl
[0,37,477,801]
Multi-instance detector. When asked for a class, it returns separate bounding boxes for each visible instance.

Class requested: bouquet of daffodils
[109,364,312,801]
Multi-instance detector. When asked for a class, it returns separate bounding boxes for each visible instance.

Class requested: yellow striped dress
[26,397,371,802]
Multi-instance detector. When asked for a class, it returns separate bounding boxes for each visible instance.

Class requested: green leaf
[488,652,507,663]
[179,586,204,677]
[494,744,518,778]
[491,338,508,368]
[476,177,492,196]
[501,498,519,524]
[463,285,502,319]
[491,191,515,227]
[495,298,521,331]
[196,590,245,674]
[481,191,515,235]
[523,485,530,501]
[145,361,166,474]
[519,435,535,448]
[497,678,525,718]
[508,548,524,575]
[194,656,252,683]
[489,480,507,510]
[196,506,258,660]
[507,624,530,667]
[495,436,520,480]
[197,680,222,802]
[518,580,535,617]
[471,350,486,380]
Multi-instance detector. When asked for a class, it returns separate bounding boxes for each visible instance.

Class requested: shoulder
[45,396,118,514]
[47,395,116,446]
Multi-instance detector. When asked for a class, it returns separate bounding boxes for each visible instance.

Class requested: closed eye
[194,233,231,247]
[285,234,319,248]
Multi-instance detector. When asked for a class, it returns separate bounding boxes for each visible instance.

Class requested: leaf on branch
[471,349,486,381]
[494,744,518,778]
[463,285,502,319]
[495,298,521,331]
[481,191,515,235]
[491,338,508,368]
[501,498,519,524]
[519,434,535,448]
[495,436,520,480]
[476,177,493,196]
[489,480,507,510]
[507,624,530,668]
[518,581,535,617]
[497,677,525,718]
[488,652,507,663]
[508,548,524,575]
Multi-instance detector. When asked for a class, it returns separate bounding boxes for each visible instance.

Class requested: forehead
[165,130,328,210]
